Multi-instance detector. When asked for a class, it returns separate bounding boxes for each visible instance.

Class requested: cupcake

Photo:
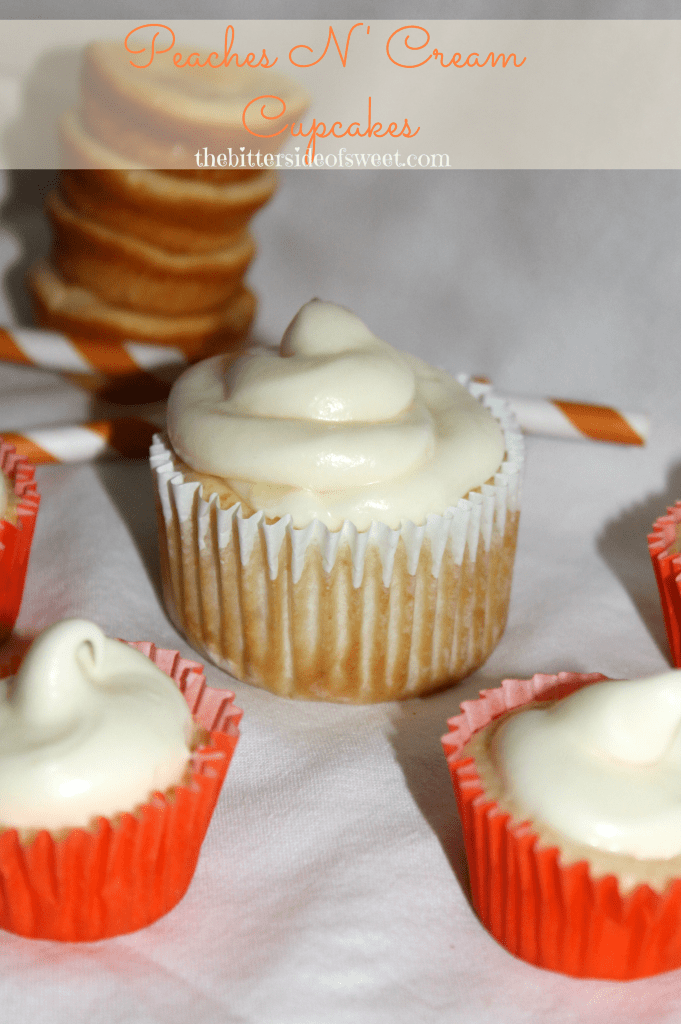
[0,618,241,941]
[0,438,40,644]
[442,670,681,979]
[151,299,524,703]
[649,502,681,668]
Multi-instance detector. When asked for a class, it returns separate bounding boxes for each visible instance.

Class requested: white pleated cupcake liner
[150,379,524,702]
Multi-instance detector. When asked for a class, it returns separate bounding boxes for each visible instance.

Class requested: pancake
[47,190,256,316]
[80,39,310,170]
[29,261,256,358]
[59,166,277,252]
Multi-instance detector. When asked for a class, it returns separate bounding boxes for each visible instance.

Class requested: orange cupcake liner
[649,502,681,668]
[0,642,241,941]
[0,438,40,641]
[442,672,681,980]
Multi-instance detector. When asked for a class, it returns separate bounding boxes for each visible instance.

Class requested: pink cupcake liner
[0,641,241,941]
[649,502,681,667]
[0,439,40,641]
[442,672,681,980]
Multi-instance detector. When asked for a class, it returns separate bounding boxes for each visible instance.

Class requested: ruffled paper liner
[151,380,524,703]
[0,439,40,644]
[441,672,681,980]
[649,502,681,668]
[0,643,241,941]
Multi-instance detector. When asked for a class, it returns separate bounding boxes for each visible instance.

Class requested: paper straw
[506,395,648,445]
[3,399,649,464]
[0,338,649,452]
[0,326,187,375]
[470,379,648,445]
[0,326,187,403]
[1,416,164,463]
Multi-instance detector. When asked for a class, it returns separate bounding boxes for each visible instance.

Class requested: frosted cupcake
[0,438,40,644]
[0,619,241,941]
[151,300,524,703]
[443,670,681,979]
[649,502,681,667]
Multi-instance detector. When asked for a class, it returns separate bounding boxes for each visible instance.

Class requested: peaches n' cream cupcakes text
[166,299,505,530]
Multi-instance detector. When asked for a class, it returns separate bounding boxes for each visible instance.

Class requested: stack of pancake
[30,39,309,357]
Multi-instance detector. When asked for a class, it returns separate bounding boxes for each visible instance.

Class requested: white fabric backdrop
[1,148,681,1023]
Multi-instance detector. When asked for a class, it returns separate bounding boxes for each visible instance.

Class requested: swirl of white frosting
[493,671,681,859]
[0,619,193,830]
[167,300,505,530]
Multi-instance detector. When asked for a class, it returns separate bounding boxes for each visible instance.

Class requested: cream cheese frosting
[166,299,506,530]
[0,619,194,830]
[493,671,681,859]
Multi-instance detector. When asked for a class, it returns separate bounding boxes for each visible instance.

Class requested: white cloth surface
[1,164,680,1022]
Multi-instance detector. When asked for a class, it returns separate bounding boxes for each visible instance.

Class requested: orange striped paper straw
[1,416,164,464]
[506,395,649,445]
[471,379,648,446]
[0,327,187,403]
